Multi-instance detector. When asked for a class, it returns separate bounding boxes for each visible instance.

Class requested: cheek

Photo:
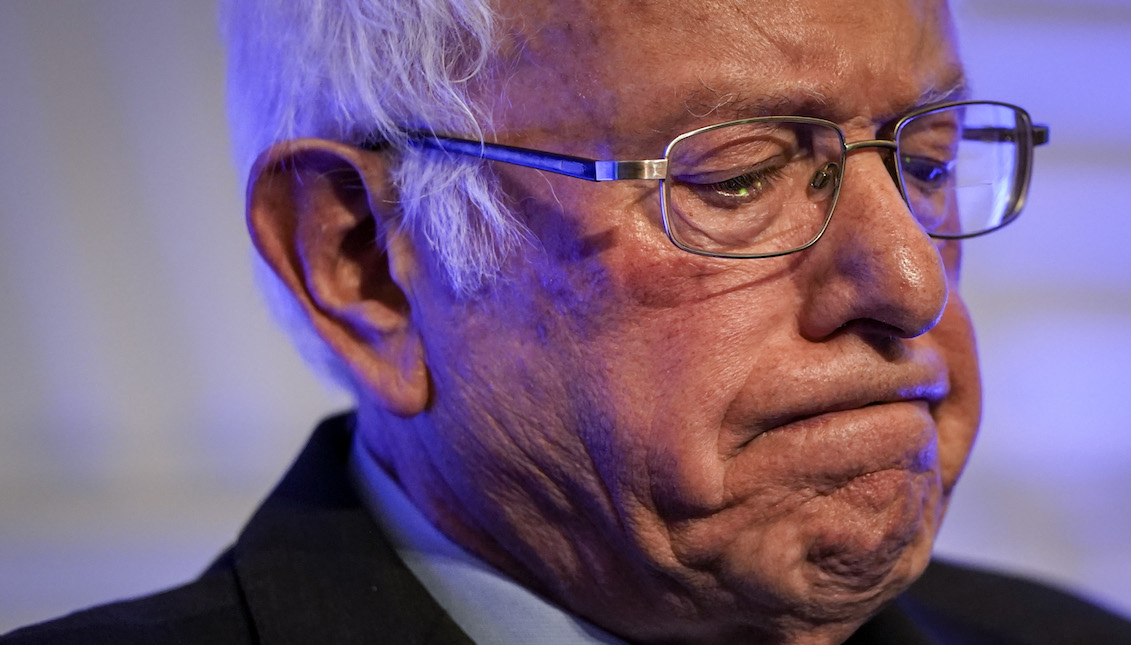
[578,266,802,505]
[932,295,982,493]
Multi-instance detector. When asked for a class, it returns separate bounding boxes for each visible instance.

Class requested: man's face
[387,0,980,641]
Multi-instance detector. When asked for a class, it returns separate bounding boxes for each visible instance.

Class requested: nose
[797,146,950,341]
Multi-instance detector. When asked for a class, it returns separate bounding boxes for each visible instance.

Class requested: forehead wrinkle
[669,4,961,128]
[486,0,648,152]
[485,0,963,152]
[676,66,965,131]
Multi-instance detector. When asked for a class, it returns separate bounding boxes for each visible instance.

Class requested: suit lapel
[230,414,475,645]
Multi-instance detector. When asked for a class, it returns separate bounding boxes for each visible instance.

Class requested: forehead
[486,0,962,150]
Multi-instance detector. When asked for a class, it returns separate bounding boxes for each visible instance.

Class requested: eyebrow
[915,75,971,107]
[681,89,825,122]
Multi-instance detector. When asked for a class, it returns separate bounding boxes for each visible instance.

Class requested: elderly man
[5,0,1130,643]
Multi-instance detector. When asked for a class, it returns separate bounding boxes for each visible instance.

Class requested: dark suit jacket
[5,414,1130,644]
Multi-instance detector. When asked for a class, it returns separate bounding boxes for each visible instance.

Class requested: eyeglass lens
[896,103,1027,240]
[661,103,1030,257]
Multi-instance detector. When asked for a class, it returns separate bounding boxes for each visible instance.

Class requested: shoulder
[901,559,1131,645]
[0,554,254,645]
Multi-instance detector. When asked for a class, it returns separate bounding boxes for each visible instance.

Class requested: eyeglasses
[387,101,1049,259]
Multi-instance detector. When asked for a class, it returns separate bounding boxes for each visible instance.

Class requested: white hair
[219,0,525,390]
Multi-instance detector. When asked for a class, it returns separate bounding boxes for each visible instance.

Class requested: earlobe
[246,139,429,417]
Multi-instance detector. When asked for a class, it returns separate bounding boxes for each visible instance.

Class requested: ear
[246,138,428,417]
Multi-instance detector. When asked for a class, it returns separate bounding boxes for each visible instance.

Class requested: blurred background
[1,0,1128,632]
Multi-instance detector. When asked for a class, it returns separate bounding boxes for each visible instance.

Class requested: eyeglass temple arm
[961,124,1050,145]
[407,133,667,181]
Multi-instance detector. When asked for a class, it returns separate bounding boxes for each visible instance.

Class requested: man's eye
[689,165,787,205]
[901,155,953,190]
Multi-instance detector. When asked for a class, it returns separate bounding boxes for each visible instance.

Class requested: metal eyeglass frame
[373,100,1050,259]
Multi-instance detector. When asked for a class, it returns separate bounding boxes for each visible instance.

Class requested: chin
[704,472,942,632]
[790,478,941,625]
[800,527,933,622]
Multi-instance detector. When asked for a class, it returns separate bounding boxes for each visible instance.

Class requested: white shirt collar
[349,431,629,645]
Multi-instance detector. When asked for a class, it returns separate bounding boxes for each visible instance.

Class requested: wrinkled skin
[359,1,981,643]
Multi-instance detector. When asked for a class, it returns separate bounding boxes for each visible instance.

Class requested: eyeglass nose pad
[810,161,840,190]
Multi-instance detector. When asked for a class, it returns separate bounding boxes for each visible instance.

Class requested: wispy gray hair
[220,0,523,390]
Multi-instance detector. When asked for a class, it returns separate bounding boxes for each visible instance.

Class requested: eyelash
[704,165,786,200]
[900,155,953,191]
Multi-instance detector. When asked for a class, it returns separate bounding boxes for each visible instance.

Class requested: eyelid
[671,157,785,185]
[901,155,953,187]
